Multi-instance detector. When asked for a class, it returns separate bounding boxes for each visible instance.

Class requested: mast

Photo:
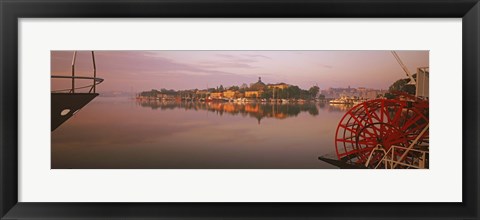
[391,51,416,85]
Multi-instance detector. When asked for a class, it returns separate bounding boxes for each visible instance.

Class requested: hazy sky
[51,50,428,92]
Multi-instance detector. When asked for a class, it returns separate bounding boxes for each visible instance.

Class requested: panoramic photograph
[51,50,429,169]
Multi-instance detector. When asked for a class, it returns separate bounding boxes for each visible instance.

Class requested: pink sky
[51,51,428,92]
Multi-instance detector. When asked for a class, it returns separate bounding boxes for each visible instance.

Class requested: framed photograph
[1,0,479,219]
[50,50,430,170]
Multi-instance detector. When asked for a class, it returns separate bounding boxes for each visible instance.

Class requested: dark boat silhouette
[51,51,103,131]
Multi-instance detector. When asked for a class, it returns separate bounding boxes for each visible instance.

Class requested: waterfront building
[223,90,237,99]
[366,90,381,99]
[245,77,267,98]
[196,90,210,96]
[210,92,223,99]
[267,83,289,90]
[250,77,267,91]
[245,90,263,98]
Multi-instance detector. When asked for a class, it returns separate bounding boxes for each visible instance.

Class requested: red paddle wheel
[335,93,429,168]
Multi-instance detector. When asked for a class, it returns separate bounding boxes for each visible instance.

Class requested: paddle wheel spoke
[335,97,429,168]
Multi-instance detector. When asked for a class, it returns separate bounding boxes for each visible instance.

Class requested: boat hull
[51,93,98,131]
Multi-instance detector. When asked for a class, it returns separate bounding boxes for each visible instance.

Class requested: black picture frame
[1,0,479,219]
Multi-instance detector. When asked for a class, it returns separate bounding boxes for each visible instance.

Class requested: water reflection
[52,97,354,169]
[136,100,331,123]
[325,103,355,112]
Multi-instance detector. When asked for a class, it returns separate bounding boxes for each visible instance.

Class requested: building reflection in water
[325,103,355,112]
[136,100,350,124]
[52,97,354,169]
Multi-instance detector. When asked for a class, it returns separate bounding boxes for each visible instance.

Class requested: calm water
[51,97,351,169]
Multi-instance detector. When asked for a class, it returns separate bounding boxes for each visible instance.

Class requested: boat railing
[51,51,103,94]
[370,125,429,169]
[373,145,429,169]
[51,75,104,93]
